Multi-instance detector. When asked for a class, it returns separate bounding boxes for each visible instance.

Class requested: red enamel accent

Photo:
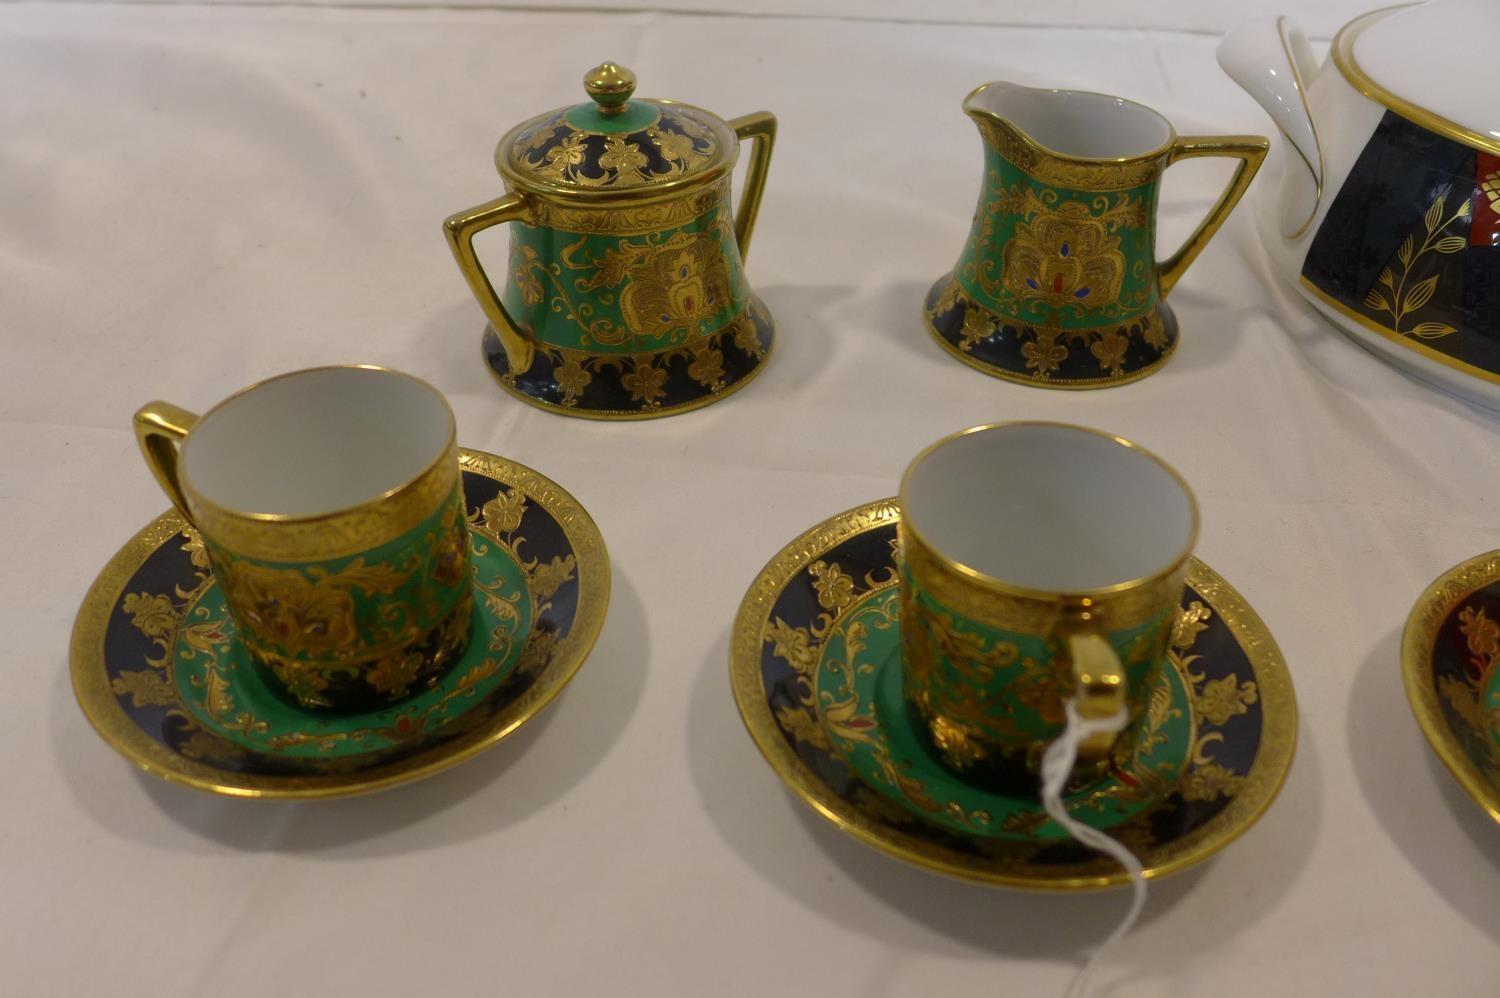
[1472,152,1500,248]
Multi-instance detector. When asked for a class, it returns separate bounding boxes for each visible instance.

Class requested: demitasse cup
[133,366,473,712]
[898,422,1198,790]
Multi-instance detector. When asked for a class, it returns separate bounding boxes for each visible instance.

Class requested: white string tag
[1038,701,1146,998]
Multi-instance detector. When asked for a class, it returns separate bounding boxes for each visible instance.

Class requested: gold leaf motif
[650,127,695,163]
[1195,673,1258,725]
[365,651,424,697]
[1404,273,1441,314]
[1459,198,1473,220]
[620,361,668,405]
[1090,328,1128,374]
[1435,236,1468,254]
[1439,673,1486,733]
[554,356,591,402]
[1180,759,1244,801]
[686,346,725,389]
[765,617,817,675]
[808,560,856,612]
[528,554,577,602]
[122,592,179,639]
[110,669,177,707]
[958,305,993,351]
[1172,602,1211,652]
[1410,322,1458,339]
[482,489,528,536]
[1364,288,1392,312]
[1425,195,1446,234]
[597,135,649,183]
[201,661,235,718]
[1021,329,1067,375]
[181,533,211,573]
[774,704,830,750]
[1398,234,1415,266]
[1459,604,1500,662]
[1377,267,1395,289]
[517,628,559,674]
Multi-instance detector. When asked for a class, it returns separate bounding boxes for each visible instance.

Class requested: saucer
[481,294,775,421]
[71,449,609,799]
[923,273,1179,389]
[731,499,1297,889]
[1403,550,1500,822]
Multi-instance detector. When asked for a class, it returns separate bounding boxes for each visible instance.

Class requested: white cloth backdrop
[4,2,1497,995]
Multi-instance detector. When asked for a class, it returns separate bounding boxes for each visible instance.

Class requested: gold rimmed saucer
[70,449,609,800]
[1403,550,1500,822]
[730,498,1297,889]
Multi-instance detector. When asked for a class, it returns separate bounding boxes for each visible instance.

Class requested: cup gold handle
[727,112,777,261]
[1057,622,1127,762]
[1156,135,1268,296]
[133,402,201,526]
[443,191,538,374]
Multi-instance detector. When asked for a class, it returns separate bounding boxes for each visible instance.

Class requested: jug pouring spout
[961,81,1178,167]
[1217,16,1323,237]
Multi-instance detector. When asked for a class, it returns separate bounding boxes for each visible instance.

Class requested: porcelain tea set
[70,0,1500,889]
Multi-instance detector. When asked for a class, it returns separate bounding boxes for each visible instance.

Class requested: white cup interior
[903,424,1195,592]
[967,83,1172,160]
[181,367,453,518]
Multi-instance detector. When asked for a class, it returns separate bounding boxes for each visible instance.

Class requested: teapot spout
[1217,15,1323,237]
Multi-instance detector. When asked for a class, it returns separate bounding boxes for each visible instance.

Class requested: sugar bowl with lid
[444,62,777,420]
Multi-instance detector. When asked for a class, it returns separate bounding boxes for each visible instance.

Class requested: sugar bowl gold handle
[727,112,777,261]
[1055,615,1127,762]
[443,192,538,375]
[134,401,201,526]
[1157,135,1268,296]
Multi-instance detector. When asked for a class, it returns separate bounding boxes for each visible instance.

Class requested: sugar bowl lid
[496,63,738,198]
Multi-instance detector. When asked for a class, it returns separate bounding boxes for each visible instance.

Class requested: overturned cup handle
[133,401,200,526]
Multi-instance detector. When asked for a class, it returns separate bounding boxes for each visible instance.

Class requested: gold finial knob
[583,62,636,115]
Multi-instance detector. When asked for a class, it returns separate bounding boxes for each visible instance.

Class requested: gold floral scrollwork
[1020,328,1066,374]
[218,557,409,660]
[765,617,817,678]
[1363,191,1471,338]
[620,359,668,406]
[1195,673,1259,726]
[686,346,725,390]
[809,560,856,613]
[984,185,1145,316]
[1179,758,1244,802]
[617,231,733,341]
[1170,601,1257,803]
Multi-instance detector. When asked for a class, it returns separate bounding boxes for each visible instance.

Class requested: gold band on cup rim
[174,365,460,562]
[897,422,1201,633]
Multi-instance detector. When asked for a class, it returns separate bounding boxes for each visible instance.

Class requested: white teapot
[1218,1,1500,408]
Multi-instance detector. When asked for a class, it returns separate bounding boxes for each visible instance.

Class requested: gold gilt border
[901,524,1187,634]
[1332,6,1500,159]
[967,88,1173,191]
[187,443,460,562]
[1401,549,1500,822]
[69,448,611,800]
[1301,277,1500,389]
[729,498,1297,890]
[527,180,730,236]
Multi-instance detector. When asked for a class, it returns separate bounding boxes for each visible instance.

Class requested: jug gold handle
[727,112,777,261]
[133,402,201,526]
[443,192,537,374]
[1157,135,1268,297]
